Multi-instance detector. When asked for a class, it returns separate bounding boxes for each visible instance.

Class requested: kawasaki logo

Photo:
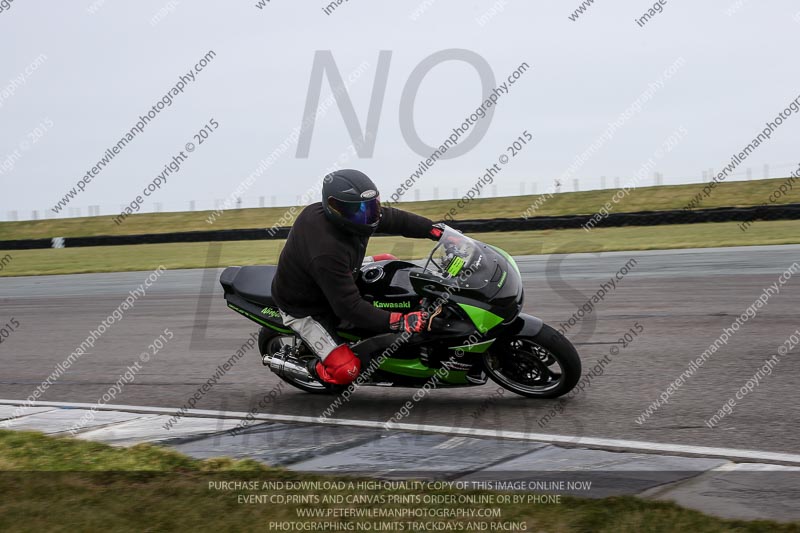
[261,307,281,318]
[497,271,507,288]
[372,301,411,309]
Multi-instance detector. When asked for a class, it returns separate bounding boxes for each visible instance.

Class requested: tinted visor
[327,196,381,226]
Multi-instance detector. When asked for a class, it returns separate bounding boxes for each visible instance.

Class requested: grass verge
[2,219,799,277]
[0,429,794,532]
[1,177,797,241]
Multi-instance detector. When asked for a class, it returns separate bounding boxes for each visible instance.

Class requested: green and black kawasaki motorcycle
[220,225,581,398]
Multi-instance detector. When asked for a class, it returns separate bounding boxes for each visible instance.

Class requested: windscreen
[423,226,496,289]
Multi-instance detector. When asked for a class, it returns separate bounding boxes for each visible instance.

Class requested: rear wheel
[258,328,344,395]
[482,324,581,398]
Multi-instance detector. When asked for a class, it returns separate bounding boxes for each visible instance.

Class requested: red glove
[389,311,430,333]
[429,224,444,241]
[315,345,361,385]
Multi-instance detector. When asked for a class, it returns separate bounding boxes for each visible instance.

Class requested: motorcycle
[219,225,581,398]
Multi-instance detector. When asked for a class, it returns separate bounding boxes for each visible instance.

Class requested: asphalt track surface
[1,244,798,454]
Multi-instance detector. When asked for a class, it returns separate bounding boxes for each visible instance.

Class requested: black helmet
[322,169,381,236]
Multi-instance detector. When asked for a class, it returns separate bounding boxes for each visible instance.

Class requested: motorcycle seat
[221,265,278,307]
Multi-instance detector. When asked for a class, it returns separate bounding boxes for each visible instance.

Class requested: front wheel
[482,324,581,398]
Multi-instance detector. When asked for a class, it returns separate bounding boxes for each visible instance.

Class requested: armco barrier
[1,203,799,250]
[454,203,800,232]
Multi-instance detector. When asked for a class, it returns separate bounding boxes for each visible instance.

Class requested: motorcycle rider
[271,169,444,386]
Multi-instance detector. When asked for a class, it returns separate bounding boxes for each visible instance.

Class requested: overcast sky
[1,1,799,220]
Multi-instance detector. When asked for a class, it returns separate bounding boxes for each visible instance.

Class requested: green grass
[2,219,799,277]
[0,430,794,532]
[1,177,796,241]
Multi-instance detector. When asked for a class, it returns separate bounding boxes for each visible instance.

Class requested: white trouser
[279,310,340,361]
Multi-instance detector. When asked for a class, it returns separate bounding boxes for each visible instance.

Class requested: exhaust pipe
[268,355,313,382]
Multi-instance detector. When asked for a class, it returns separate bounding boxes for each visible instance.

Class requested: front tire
[258,328,344,395]
[482,324,581,398]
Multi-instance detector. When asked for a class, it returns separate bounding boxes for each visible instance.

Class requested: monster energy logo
[261,307,281,318]
[373,301,411,309]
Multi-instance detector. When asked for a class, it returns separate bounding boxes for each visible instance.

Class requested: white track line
[2,399,800,465]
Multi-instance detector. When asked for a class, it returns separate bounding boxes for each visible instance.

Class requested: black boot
[307,358,322,382]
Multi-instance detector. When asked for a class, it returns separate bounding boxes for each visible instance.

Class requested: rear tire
[483,324,581,398]
[258,327,344,395]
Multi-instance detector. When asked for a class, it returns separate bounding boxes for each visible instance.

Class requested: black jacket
[271,202,434,331]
